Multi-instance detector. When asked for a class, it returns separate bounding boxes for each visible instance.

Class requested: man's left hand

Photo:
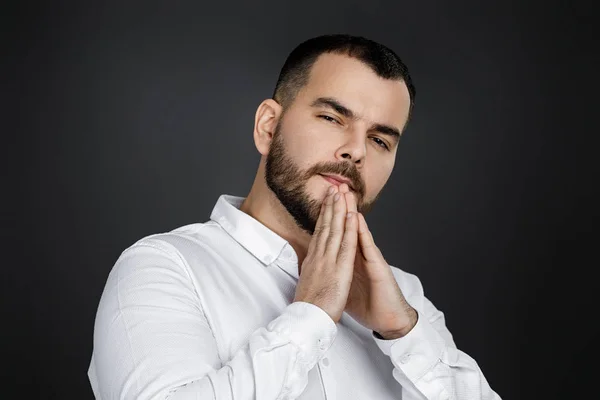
[339,184,418,340]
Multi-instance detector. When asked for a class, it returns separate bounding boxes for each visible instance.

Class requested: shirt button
[399,354,411,364]
[287,247,297,259]
[318,339,327,350]
[321,357,330,367]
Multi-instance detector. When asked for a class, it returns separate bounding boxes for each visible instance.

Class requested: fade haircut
[272,34,416,122]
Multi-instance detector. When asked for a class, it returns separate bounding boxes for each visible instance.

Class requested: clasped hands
[294,183,418,340]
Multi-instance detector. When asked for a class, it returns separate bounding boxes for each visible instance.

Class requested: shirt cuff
[267,301,337,365]
[372,310,446,381]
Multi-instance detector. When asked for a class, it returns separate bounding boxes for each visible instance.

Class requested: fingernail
[328,186,335,194]
[334,193,340,201]
[346,212,354,219]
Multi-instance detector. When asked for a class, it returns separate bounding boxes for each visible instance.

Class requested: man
[89,34,501,399]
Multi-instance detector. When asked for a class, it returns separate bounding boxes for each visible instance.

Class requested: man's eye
[372,137,389,150]
[319,115,339,124]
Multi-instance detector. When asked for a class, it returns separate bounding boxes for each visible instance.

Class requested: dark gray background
[4,1,597,399]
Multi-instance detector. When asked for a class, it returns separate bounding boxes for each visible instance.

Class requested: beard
[265,121,376,235]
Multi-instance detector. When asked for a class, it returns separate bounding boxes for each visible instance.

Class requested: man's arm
[372,270,502,400]
[89,240,336,399]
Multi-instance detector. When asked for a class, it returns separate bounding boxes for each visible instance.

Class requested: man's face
[265,53,411,234]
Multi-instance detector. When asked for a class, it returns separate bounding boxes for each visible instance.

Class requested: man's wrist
[375,330,406,340]
[376,308,419,340]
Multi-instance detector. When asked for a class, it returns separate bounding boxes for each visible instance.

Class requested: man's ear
[253,99,282,156]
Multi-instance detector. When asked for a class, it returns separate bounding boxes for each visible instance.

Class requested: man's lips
[319,174,354,190]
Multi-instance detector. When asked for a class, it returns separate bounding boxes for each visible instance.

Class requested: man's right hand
[293,185,358,323]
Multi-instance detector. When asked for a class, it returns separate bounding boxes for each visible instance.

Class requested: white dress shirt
[88,194,501,400]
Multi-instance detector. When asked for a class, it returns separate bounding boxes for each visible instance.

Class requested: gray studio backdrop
[8,1,596,399]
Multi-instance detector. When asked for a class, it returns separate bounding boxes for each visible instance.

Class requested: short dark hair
[272,34,416,122]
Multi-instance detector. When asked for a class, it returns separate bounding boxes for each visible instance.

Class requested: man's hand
[340,184,418,339]
[293,185,359,323]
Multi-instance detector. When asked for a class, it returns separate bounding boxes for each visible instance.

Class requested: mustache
[304,162,365,197]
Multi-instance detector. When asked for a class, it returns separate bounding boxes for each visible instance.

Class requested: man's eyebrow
[310,97,356,119]
[310,96,401,144]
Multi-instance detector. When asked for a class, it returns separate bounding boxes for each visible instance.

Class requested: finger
[336,211,358,270]
[357,212,381,260]
[337,183,357,215]
[314,185,338,252]
[324,187,349,258]
[344,190,357,214]
[318,186,335,221]
[307,186,334,254]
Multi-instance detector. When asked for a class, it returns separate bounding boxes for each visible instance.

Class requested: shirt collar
[210,195,300,278]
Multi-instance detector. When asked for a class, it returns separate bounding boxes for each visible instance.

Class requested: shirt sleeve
[371,272,502,400]
[89,240,337,400]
